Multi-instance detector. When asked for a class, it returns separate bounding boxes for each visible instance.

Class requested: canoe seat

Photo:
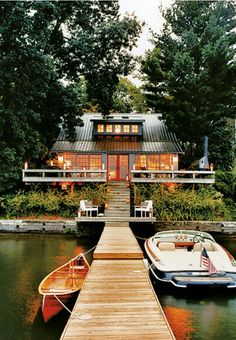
[158,242,175,251]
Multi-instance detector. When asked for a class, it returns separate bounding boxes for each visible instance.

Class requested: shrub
[132,184,231,221]
[1,184,108,218]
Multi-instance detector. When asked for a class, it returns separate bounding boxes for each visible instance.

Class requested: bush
[1,184,108,218]
[132,184,231,221]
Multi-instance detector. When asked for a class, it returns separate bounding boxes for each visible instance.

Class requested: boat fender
[143,259,149,272]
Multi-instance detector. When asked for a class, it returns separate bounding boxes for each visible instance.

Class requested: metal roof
[52,113,183,154]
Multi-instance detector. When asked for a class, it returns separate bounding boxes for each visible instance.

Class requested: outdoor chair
[134,200,153,218]
[78,200,98,217]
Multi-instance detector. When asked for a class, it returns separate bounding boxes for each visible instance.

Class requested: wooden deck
[93,226,144,259]
[61,227,175,339]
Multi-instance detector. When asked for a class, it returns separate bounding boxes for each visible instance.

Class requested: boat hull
[149,265,236,289]
[41,292,77,322]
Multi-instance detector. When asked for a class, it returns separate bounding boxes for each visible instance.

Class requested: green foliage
[1,184,108,218]
[0,1,142,193]
[214,170,236,200]
[132,183,231,221]
[142,1,236,167]
[112,77,148,113]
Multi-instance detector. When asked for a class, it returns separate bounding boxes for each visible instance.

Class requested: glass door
[108,155,129,181]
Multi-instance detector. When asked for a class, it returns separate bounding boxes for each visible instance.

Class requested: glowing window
[63,153,101,170]
[123,125,130,133]
[115,125,121,133]
[160,154,173,170]
[97,124,104,132]
[147,155,159,170]
[132,125,138,133]
[106,124,112,132]
[135,155,147,170]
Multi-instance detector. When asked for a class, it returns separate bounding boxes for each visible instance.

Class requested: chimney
[199,136,209,170]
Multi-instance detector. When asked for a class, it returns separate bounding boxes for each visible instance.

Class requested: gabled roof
[51,113,183,154]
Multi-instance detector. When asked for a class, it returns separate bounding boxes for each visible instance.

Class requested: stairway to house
[105,182,130,221]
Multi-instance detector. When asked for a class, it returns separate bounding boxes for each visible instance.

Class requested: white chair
[78,200,98,217]
[134,200,153,218]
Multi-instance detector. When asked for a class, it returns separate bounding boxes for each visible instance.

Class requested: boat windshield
[154,230,215,242]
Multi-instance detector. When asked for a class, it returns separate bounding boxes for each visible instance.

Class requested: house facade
[22,113,215,187]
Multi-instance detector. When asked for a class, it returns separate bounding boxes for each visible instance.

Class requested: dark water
[1,233,236,340]
[0,233,97,340]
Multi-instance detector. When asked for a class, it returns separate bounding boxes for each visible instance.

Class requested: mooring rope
[83,244,97,256]
[53,294,93,320]
[53,294,79,318]
[134,234,147,241]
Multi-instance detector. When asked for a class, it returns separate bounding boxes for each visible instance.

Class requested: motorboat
[38,253,90,322]
[144,230,236,288]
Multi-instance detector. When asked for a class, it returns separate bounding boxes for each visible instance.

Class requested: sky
[119,0,173,56]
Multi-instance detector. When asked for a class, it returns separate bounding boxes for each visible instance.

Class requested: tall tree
[142,1,236,168]
[59,1,142,115]
[0,1,141,193]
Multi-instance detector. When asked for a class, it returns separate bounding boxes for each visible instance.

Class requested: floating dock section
[61,226,175,339]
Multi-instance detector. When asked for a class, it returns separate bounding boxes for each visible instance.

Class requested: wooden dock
[61,226,175,339]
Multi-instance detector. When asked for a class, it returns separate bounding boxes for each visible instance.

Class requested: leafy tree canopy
[142,1,236,168]
[0,1,142,193]
[112,77,148,113]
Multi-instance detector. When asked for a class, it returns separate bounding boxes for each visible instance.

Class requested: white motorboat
[144,230,236,288]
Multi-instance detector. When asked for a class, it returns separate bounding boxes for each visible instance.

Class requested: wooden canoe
[38,253,90,322]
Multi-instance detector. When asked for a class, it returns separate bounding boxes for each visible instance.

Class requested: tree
[142,1,236,168]
[112,77,148,113]
[59,1,142,115]
[0,1,141,193]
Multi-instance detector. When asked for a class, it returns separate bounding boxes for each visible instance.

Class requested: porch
[22,168,215,184]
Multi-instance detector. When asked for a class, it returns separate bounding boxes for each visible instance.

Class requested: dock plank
[93,226,143,259]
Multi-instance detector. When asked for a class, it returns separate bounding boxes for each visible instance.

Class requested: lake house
[22,113,215,188]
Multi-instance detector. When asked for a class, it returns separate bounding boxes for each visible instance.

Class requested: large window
[63,153,101,169]
[135,154,174,170]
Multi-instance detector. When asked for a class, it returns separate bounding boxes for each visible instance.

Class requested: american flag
[201,247,219,274]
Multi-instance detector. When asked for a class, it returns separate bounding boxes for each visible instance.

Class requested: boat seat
[192,242,203,252]
[158,242,175,251]
[202,242,215,251]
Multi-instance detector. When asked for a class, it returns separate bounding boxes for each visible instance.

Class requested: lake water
[0,232,236,339]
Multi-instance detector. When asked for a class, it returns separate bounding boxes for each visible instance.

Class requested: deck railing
[130,170,215,184]
[22,169,215,184]
[22,169,107,183]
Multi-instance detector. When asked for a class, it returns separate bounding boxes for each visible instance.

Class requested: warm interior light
[58,155,64,162]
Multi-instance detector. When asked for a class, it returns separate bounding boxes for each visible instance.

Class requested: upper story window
[106,124,112,132]
[123,125,130,133]
[92,118,144,140]
[115,125,121,133]
[97,124,104,132]
[132,125,138,133]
